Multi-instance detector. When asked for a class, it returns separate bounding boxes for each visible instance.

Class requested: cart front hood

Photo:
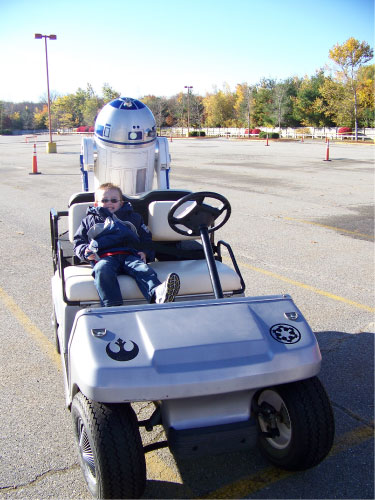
[68,295,321,403]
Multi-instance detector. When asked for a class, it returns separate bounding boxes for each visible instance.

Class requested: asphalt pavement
[0,134,373,499]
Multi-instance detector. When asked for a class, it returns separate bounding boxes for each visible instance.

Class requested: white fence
[161,127,375,141]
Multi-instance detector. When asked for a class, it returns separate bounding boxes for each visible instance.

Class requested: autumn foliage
[0,38,373,134]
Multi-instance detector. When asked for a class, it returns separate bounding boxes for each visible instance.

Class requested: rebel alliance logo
[270,324,301,344]
[106,338,139,361]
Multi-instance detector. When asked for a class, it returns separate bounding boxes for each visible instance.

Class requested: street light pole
[35,33,57,153]
[247,85,251,138]
[184,85,193,137]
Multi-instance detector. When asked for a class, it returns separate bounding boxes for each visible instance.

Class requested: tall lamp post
[35,33,57,153]
[184,85,193,137]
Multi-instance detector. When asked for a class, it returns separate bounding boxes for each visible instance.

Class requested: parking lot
[0,134,373,499]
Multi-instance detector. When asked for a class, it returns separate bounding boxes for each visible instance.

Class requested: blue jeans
[92,254,161,307]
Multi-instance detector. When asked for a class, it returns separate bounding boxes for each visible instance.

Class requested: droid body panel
[80,97,170,195]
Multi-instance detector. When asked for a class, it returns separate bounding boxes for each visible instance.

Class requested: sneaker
[154,273,180,304]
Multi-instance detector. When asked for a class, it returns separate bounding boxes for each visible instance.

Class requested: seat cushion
[69,202,92,242]
[148,200,197,241]
[63,260,242,302]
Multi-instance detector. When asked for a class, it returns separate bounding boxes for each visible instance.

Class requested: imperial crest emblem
[269,324,301,344]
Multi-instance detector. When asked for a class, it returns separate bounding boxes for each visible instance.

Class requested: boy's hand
[85,247,97,261]
[138,252,146,263]
[84,240,99,261]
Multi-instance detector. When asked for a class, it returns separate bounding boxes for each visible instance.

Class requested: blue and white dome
[95,97,157,148]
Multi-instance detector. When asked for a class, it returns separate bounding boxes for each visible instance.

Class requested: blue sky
[1,0,373,102]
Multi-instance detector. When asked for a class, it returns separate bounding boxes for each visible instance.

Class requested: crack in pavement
[331,400,375,428]
[0,464,80,492]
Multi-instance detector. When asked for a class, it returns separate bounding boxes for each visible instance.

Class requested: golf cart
[50,188,335,499]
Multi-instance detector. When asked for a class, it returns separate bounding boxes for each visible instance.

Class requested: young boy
[73,182,180,307]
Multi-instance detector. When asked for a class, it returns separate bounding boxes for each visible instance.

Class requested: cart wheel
[71,393,146,499]
[255,377,334,470]
[52,308,60,354]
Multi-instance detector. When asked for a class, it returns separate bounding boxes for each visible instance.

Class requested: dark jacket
[73,203,155,262]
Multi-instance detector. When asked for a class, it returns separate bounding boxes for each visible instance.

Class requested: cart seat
[63,200,242,303]
[64,259,241,302]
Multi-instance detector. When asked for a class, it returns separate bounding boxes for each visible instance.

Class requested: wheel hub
[256,391,292,450]
[77,418,96,480]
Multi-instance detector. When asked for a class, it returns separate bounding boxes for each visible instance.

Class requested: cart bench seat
[63,199,243,303]
[63,259,242,302]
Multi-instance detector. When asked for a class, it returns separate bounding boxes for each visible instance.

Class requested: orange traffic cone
[323,139,331,162]
[30,143,41,175]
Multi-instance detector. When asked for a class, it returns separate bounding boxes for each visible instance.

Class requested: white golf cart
[50,188,335,499]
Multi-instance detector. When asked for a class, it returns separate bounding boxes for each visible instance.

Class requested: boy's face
[96,188,123,213]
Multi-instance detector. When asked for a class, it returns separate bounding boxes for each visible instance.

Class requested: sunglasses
[101,198,121,204]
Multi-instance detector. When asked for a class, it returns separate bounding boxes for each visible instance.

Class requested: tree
[0,101,5,131]
[50,85,101,129]
[329,38,373,139]
[251,79,275,127]
[38,90,60,106]
[181,91,204,129]
[203,85,236,127]
[164,96,181,127]
[10,111,23,130]
[319,77,353,127]
[20,105,34,129]
[357,64,375,126]
[33,105,48,129]
[102,83,120,103]
[273,78,301,128]
[234,83,252,130]
[83,96,102,126]
[1,114,12,133]
[293,71,334,127]
[52,94,79,129]
[173,92,186,127]
[190,94,205,129]
[74,87,91,124]
[141,95,166,131]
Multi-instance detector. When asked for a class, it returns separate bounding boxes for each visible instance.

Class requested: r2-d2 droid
[80,97,171,195]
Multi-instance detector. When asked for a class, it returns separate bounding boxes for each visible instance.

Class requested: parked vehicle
[50,189,335,499]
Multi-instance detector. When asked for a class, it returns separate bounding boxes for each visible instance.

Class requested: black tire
[255,377,335,470]
[71,392,146,499]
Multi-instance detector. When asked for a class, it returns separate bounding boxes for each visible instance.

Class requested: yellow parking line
[0,286,61,370]
[1,286,373,497]
[199,425,374,499]
[0,285,184,488]
[146,450,184,486]
[231,260,374,313]
[200,466,294,499]
[284,217,374,239]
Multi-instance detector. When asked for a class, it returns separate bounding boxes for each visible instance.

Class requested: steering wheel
[168,191,231,237]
